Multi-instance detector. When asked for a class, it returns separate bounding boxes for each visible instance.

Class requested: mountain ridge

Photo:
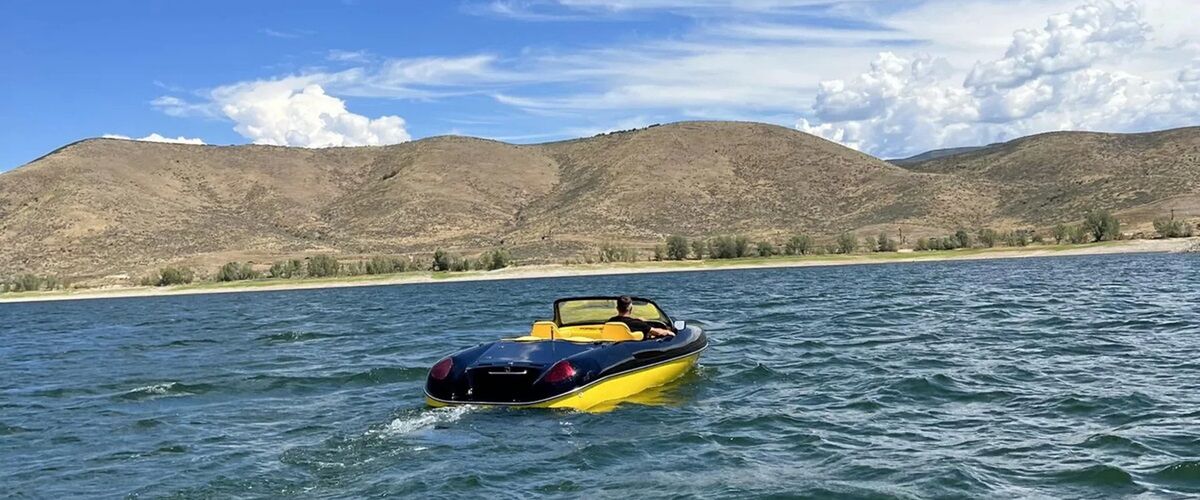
[2,121,1198,280]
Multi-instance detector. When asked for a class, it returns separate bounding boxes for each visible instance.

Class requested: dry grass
[2,121,1197,283]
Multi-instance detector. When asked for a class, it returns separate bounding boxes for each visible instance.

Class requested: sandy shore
[3,238,1195,304]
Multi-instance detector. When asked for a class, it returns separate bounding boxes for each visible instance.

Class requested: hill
[889,146,988,167]
[1,121,1197,280]
[900,127,1200,228]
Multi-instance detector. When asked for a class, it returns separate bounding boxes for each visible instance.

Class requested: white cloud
[475,0,885,17]
[150,0,1200,153]
[260,28,312,39]
[211,79,410,147]
[150,54,511,148]
[102,133,206,145]
[327,49,373,63]
[151,95,217,118]
[964,1,1149,89]
[798,0,1200,157]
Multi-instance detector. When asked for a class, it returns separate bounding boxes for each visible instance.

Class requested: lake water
[3,253,1200,498]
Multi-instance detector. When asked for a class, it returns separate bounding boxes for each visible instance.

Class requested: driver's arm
[648,326,675,338]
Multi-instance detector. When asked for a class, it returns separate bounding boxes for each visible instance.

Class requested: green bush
[1053,224,1070,244]
[1004,230,1030,247]
[877,232,897,252]
[784,234,813,255]
[862,236,877,253]
[756,241,776,257]
[431,250,488,272]
[364,256,409,275]
[690,239,708,260]
[18,274,43,292]
[914,238,930,251]
[708,235,752,259]
[342,261,367,276]
[1068,224,1090,244]
[155,267,194,286]
[954,229,971,249]
[1154,217,1194,238]
[709,236,735,259]
[836,233,857,254]
[666,236,690,260]
[599,243,638,263]
[307,255,340,277]
[432,249,451,271]
[217,261,259,282]
[734,236,750,258]
[1084,210,1120,242]
[449,255,472,272]
[269,259,303,278]
[479,248,511,271]
[978,229,998,248]
[1,274,64,293]
[652,244,665,261]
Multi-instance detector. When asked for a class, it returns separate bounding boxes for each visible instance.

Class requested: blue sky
[3,0,1199,170]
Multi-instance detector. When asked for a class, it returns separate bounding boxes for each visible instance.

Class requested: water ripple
[2,253,1199,497]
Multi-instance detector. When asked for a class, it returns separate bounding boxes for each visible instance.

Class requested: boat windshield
[555,298,668,327]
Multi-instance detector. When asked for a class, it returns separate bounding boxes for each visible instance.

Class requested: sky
[3,0,1200,170]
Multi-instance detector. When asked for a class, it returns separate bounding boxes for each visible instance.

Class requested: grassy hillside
[1,121,1197,280]
[901,127,1200,229]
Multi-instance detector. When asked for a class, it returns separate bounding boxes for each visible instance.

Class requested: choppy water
[3,253,1200,498]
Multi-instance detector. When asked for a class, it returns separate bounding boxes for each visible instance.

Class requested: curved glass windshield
[556,298,668,326]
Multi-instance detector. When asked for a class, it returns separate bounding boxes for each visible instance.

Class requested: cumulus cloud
[964,0,1149,89]
[211,79,411,147]
[146,0,1200,151]
[799,0,1200,157]
[102,133,206,145]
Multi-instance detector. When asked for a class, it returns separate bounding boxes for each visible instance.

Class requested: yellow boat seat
[530,321,560,339]
[600,322,644,342]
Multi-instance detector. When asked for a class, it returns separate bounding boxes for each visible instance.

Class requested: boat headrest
[601,322,644,342]
[530,321,559,339]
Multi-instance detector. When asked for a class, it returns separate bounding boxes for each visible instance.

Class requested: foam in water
[124,382,183,397]
[370,406,475,438]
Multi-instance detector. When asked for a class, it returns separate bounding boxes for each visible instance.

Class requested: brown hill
[1,121,1197,280]
[900,127,1200,228]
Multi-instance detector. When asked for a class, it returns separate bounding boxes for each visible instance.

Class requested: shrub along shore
[2,211,1197,297]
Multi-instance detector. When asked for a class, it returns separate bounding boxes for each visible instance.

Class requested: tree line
[4,210,1196,293]
[636,211,1195,262]
[0,274,65,293]
[135,248,512,287]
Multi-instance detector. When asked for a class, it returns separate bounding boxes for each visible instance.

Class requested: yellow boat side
[426,350,702,412]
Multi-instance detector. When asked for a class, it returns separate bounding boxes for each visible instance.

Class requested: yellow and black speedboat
[425,297,707,411]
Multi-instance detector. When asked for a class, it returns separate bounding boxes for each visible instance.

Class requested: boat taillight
[544,361,577,384]
[430,358,454,380]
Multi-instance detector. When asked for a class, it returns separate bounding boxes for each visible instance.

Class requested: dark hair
[616,295,633,314]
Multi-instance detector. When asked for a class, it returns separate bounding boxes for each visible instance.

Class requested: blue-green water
[3,253,1200,498]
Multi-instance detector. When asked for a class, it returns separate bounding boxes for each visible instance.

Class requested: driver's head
[616,295,633,315]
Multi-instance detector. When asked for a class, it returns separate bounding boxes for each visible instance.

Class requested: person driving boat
[608,295,676,339]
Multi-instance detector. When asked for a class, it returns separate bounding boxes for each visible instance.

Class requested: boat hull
[426,349,702,411]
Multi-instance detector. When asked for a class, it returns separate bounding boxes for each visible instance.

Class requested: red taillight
[544,361,577,384]
[430,358,453,380]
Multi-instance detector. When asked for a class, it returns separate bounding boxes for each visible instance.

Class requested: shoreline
[2,238,1195,304]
